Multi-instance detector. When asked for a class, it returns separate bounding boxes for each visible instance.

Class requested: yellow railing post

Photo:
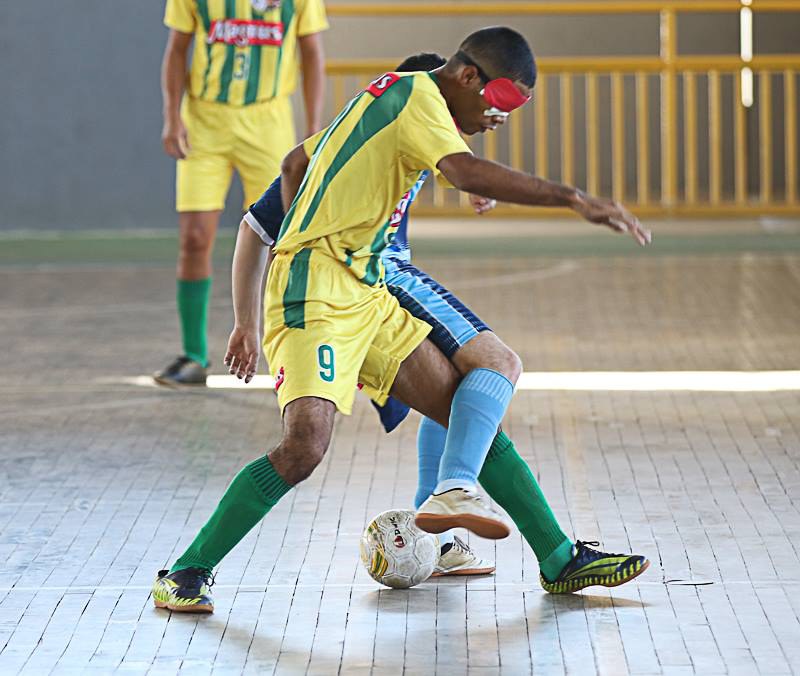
[586,73,600,196]
[636,72,650,205]
[759,71,773,204]
[611,72,626,202]
[561,74,574,185]
[509,108,524,173]
[535,74,549,176]
[660,8,678,207]
[684,71,698,204]
[734,74,748,204]
[786,70,797,204]
[708,70,722,205]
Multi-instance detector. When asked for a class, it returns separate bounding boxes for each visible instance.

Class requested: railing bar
[324,55,800,76]
[535,74,549,177]
[586,73,600,196]
[561,74,574,186]
[734,74,748,205]
[509,108,523,173]
[327,2,800,17]
[760,72,773,204]
[708,71,722,205]
[786,70,797,204]
[684,71,698,204]
[636,72,650,205]
[611,72,625,203]
[660,8,678,207]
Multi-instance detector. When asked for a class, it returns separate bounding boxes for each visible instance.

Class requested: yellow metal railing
[324,1,800,216]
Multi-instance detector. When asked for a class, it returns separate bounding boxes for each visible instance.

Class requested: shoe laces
[180,567,215,589]
[575,540,622,561]
[452,535,472,555]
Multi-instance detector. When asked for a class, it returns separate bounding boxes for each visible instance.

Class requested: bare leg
[177,210,221,279]
[270,396,337,485]
[390,338,459,427]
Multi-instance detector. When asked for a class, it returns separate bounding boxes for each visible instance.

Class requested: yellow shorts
[176,96,295,212]
[263,249,431,415]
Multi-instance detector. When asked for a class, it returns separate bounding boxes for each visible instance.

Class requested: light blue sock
[435,368,514,493]
[415,417,447,509]
[415,417,455,550]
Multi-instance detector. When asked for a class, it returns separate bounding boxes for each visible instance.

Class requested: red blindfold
[481,77,531,114]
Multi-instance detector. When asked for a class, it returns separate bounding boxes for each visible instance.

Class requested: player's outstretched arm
[224,222,271,383]
[438,153,651,246]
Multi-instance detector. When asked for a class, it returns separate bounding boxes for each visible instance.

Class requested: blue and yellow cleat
[152,567,215,613]
[540,540,650,594]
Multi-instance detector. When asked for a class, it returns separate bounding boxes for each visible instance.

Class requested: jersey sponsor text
[207,19,283,47]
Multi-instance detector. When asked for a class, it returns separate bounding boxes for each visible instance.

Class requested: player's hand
[468,194,497,215]
[162,117,191,160]
[224,325,260,383]
[572,192,652,246]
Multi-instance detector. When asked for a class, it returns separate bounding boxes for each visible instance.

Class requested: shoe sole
[152,376,207,388]
[415,513,510,540]
[154,598,214,613]
[545,559,651,594]
[430,566,496,577]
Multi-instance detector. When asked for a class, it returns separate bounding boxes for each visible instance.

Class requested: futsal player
[153,28,651,612]
[155,0,328,386]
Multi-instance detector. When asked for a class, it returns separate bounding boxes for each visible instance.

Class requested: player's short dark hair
[455,27,536,87]
[395,52,447,73]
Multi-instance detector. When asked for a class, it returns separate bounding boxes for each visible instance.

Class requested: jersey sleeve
[297,0,329,37]
[399,81,472,186]
[245,176,285,246]
[163,0,196,33]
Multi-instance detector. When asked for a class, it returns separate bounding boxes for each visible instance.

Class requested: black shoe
[152,567,214,613]
[154,355,208,386]
[540,540,650,593]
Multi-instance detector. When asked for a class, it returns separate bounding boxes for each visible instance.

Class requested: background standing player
[155,0,328,386]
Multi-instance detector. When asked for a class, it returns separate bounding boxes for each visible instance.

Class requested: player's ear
[460,65,481,88]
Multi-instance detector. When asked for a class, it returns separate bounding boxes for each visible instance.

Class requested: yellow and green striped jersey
[276,72,472,285]
[164,0,328,106]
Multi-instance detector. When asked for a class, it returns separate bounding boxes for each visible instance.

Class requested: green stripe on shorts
[283,248,313,328]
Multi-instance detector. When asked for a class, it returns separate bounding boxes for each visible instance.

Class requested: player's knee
[278,427,330,484]
[179,224,214,256]
[504,348,523,383]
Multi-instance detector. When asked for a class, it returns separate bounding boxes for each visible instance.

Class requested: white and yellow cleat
[152,567,214,613]
[431,535,495,577]
[415,488,510,540]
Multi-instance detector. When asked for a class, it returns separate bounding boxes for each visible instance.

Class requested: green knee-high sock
[177,277,212,367]
[171,456,291,573]
[478,431,574,580]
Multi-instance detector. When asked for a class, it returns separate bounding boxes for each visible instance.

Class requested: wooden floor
[1,232,800,675]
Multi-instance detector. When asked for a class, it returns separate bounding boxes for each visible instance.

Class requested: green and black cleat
[540,540,650,594]
[153,356,208,386]
[152,567,214,613]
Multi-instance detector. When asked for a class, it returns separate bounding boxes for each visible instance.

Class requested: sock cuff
[486,430,515,461]
[177,277,213,295]
[462,368,514,402]
[246,456,292,505]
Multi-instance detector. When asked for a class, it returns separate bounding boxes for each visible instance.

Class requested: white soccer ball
[359,509,438,589]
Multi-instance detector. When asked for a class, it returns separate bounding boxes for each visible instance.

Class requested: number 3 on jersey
[318,344,335,382]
